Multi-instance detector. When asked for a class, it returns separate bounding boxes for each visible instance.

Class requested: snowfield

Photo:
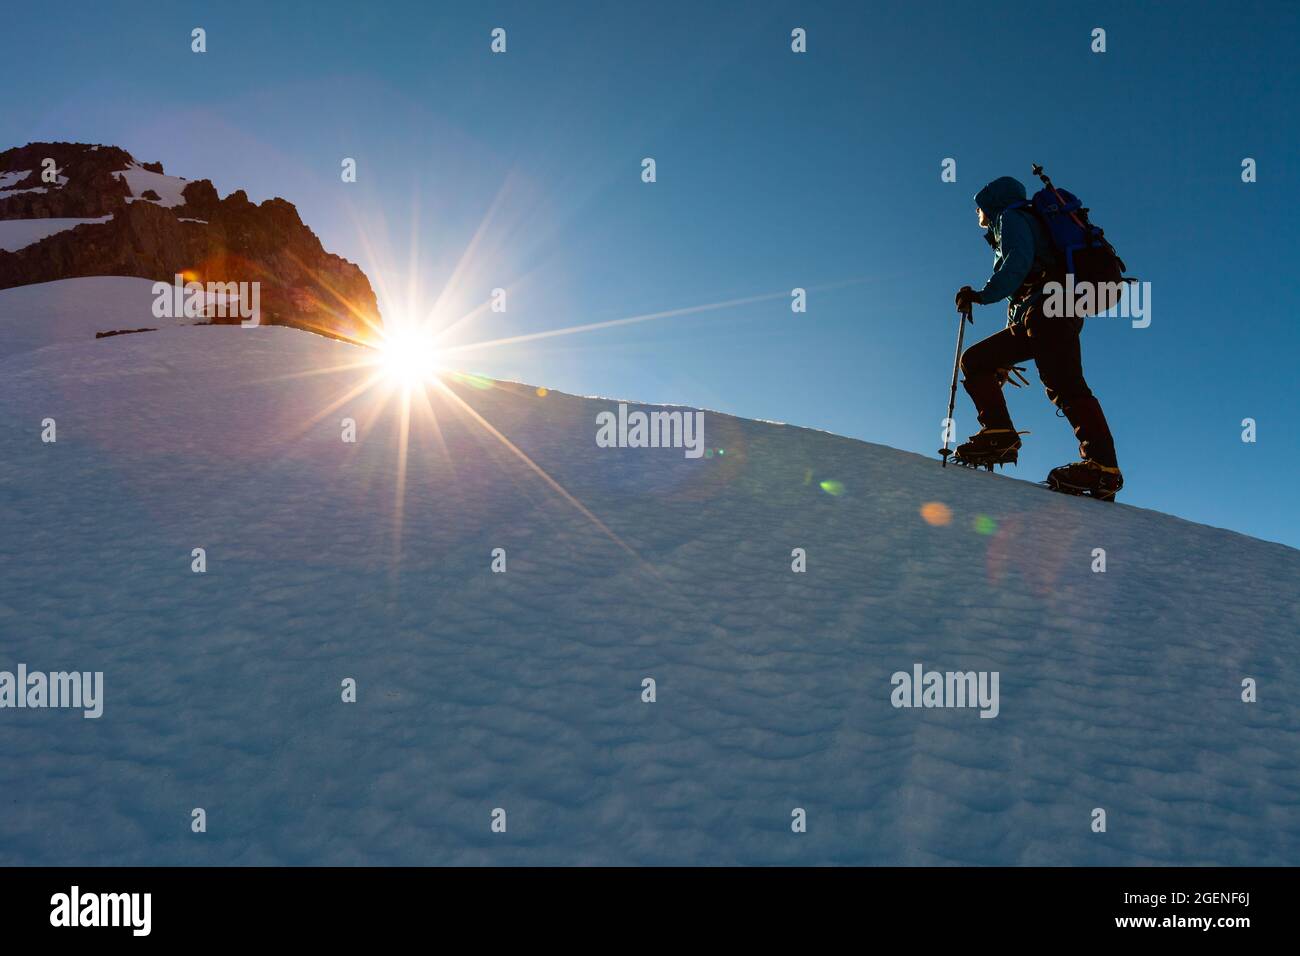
[0,281,1297,866]
[0,277,200,356]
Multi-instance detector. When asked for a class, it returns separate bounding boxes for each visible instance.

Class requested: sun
[375,326,441,386]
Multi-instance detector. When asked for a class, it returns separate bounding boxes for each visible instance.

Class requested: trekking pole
[939,304,973,466]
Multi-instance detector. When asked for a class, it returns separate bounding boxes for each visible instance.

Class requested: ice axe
[1031,162,1088,232]
[939,302,974,466]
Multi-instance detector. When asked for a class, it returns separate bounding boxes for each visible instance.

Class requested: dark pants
[959,313,1119,468]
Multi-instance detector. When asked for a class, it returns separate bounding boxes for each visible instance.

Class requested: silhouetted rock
[0,142,380,337]
[0,142,132,217]
[180,179,220,218]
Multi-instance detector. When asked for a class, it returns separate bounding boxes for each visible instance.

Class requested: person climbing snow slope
[953,174,1123,500]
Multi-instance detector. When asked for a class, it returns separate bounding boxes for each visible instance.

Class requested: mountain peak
[0,141,378,338]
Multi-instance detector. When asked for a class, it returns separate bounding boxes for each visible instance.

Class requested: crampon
[1044,460,1124,501]
[942,428,1025,471]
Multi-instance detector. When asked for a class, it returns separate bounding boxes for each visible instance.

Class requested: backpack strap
[997,200,1059,287]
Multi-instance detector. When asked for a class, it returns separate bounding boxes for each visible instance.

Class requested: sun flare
[375,327,441,386]
[286,186,867,580]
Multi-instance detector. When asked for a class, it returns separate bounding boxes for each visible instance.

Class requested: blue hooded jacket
[973,176,1056,326]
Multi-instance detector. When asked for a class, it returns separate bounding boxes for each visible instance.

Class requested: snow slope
[0,291,1297,866]
[0,277,234,357]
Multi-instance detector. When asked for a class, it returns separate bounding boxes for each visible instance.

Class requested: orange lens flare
[921,501,952,526]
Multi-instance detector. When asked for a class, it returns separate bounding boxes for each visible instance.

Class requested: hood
[974,176,1027,218]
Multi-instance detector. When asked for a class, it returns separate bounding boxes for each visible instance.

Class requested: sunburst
[262,186,879,577]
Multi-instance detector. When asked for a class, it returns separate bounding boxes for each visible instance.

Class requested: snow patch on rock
[0,215,113,252]
[111,163,189,208]
[0,169,32,188]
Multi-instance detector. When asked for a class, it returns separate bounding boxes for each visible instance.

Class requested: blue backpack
[1008,165,1129,315]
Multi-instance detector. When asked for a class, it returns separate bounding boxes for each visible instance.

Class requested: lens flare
[921,501,952,526]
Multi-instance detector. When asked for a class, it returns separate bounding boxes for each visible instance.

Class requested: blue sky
[3,0,1297,546]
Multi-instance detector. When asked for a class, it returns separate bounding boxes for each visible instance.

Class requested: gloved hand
[955,286,981,314]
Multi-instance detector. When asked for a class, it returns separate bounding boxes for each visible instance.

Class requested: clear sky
[3,0,1297,546]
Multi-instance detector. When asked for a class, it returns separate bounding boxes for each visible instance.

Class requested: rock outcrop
[0,142,380,337]
[0,142,134,218]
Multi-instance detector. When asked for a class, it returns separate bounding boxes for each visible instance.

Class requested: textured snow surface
[0,278,199,357]
[0,216,113,252]
[0,314,1297,866]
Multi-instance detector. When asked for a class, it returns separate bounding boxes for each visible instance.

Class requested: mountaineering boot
[1061,395,1118,469]
[952,428,1022,469]
[1046,459,1124,500]
[1045,395,1123,498]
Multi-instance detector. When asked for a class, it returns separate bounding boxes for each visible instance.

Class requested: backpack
[1007,165,1130,317]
